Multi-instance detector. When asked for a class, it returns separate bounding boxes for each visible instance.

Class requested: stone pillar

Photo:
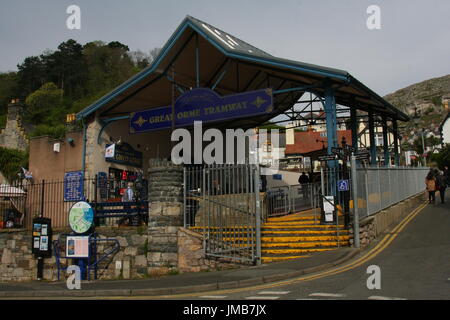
[0,99,28,151]
[146,159,184,275]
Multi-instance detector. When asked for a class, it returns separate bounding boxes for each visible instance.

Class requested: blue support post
[324,83,338,197]
[350,107,358,151]
[368,110,377,166]
[393,119,400,166]
[382,116,390,166]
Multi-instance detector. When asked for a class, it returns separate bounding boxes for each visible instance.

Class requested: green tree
[17,56,46,97]
[430,144,450,169]
[24,82,64,125]
[0,146,28,183]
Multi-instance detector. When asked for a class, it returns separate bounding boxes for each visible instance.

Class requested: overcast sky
[1,0,449,96]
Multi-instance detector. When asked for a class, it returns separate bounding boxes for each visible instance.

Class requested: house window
[375,133,384,146]
[263,143,272,152]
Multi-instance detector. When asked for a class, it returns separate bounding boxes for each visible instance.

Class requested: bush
[30,124,67,139]
[0,146,28,182]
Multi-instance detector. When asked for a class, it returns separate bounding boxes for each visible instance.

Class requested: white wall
[443,118,450,144]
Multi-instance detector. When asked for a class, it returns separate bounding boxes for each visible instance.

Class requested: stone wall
[0,227,149,282]
[349,192,426,247]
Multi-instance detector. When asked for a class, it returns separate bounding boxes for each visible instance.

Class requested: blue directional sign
[129,87,274,133]
[338,179,349,192]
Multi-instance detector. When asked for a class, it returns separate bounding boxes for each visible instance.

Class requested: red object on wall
[121,170,128,180]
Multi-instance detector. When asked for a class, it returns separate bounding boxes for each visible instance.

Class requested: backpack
[426,178,436,191]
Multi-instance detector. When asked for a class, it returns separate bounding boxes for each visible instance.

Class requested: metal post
[183,167,187,227]
[350,155,360,248]
[393,119,400,166]
[40,179,45,218]
[324,84,338,197]
[254,165,262,266]
[195,33,200,87]
[368,110,377,166]
[382,116,389,166]
[350,107,358,152]
[421,131,426,166]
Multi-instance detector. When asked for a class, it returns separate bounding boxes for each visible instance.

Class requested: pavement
[0,247,359,298]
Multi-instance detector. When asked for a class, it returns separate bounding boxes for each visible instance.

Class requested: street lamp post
[412,108,426,167]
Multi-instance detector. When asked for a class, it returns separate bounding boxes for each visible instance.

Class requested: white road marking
[368,296,407,300]
[245,296,280,300]
[309,293,346,298]
[199,295,227,299]
[258,291,290,295]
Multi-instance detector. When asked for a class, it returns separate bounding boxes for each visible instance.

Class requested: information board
[64,171,84,202]
[31,217,52,258]
[66,236,89,258]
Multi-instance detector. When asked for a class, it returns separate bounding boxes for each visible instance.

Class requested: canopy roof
[77,15,409,128]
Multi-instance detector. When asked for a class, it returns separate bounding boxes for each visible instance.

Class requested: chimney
[7,98,24,121]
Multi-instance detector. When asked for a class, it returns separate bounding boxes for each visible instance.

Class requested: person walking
[436,170,447,204]
[298,172,310,199]
[425,171,437,204]
[443,166,450,187]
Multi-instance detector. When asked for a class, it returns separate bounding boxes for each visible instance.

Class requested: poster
[323,196,335,222]
[33,223,41,236]
[41,224,48,236]
[40,236,48,251]
[33,237,40,249]
[66,236,89,258]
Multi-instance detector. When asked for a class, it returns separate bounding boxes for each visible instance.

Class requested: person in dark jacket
[443,166,450,187]
[435,170,447,204]
[298,172,310,199]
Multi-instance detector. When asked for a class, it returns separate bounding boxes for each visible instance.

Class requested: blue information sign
[64,171,84,202]
[129,87,274,133]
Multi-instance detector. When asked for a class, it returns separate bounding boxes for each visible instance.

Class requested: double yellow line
[145,200,428,299]
[97,200,428,300]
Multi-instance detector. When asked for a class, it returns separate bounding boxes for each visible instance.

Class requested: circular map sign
[68,201,94,234]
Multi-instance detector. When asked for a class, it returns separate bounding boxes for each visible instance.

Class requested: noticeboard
[64,171,84,202]
[31,217,52,258]
[66,236,90,258]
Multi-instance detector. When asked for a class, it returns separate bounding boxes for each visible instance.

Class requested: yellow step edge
[262,241,350,248]
[221,236,350,242]
[262,230,348,235]
[262,248,336,254]
[264,221,325,225]
[267,215,319,222]
[262,256,310,263]
[262,236,350,242]
[263,225,345,229]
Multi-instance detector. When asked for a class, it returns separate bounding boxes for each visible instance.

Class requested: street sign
[338,179,350,191]
[344,145,356,153]
[355,153,370,160]
[318,154,338,161]
[331,147,342,155]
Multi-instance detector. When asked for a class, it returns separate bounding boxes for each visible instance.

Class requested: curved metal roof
[77,15,409,123]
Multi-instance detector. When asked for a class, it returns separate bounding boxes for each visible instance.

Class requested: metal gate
[183,164,261,265]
